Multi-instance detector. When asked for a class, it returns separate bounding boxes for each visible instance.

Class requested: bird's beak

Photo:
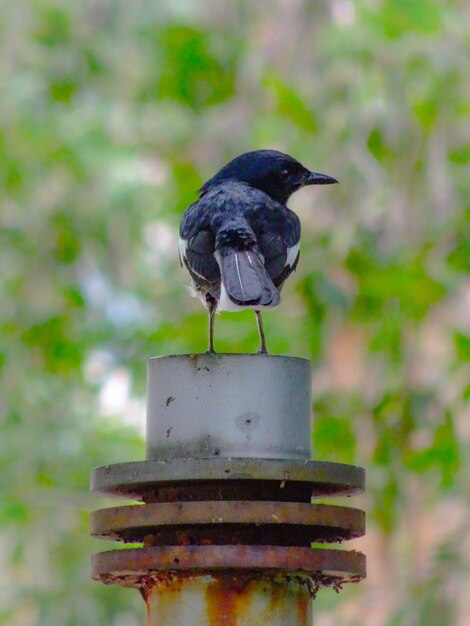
[305,171,338,185]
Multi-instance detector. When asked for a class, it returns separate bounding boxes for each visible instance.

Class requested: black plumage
[179,150,337,353]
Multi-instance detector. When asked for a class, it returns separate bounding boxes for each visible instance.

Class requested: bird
[179,149,337,353]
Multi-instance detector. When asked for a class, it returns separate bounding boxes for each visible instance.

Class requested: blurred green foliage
[0,1,469,625]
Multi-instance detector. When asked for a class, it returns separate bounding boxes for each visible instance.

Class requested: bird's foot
[205,349,216,355]
[256,349,268,355]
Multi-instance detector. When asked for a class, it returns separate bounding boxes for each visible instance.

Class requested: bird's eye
[280,169,290,181]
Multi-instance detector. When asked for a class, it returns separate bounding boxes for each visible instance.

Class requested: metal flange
[91,545,366,589]
[91,458,366,585]
[91,458,365,501]
[91,501,365,545]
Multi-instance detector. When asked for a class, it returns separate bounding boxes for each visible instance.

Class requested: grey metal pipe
[146,354,312,461]
[144,573,312,626]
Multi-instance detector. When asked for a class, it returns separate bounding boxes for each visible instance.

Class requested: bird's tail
[215,246,280,309]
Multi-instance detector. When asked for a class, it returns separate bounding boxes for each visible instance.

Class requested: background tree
[0,1,469,625]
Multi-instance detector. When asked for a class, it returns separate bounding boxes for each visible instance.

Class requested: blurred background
[0,1,469,624]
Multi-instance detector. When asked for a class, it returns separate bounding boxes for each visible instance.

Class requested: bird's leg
[255,310,268,354]
[208,308,215,353]
[206,295,217,354]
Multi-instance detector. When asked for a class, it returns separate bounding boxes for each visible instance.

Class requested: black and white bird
[179,149,337,353]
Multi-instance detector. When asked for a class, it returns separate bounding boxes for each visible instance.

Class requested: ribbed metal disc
[91,545,366,588]
[91,458,365,500]
[91,501,365,545]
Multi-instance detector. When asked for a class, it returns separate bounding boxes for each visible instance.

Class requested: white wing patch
[286,243,300,268]
[178,237,188,265]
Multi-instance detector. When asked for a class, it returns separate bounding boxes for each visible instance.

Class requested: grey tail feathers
[215,247,280,307]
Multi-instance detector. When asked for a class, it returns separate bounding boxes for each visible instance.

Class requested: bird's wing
[180,199,209,240]
[257,208,301,288]
[180,229,219,285]
[179,199,219,285]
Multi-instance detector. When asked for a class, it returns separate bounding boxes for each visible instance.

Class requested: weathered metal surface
[144,574,312,626]
[91,545,366,588]
[90,352,367,618]
[91,458,365,500]
[146,354,312,461]
[91,501,365,545]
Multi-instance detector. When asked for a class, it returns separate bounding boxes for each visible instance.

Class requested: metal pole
[91,354,366,625]
[146,354,312,460]
[144,574,312,626]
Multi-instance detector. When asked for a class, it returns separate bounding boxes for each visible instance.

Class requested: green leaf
[454,332,470,362]
[380,0,443,39]
[313,415,357,464]
[152,25,236,110]
[264,74,318,134]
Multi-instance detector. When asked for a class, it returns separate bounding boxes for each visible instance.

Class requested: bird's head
[200,149,338,203]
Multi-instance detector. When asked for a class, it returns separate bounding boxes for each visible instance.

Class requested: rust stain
[138,578,154,626]
[206,577,239,626]
[296,593,309,626]
[205,575,258,626]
